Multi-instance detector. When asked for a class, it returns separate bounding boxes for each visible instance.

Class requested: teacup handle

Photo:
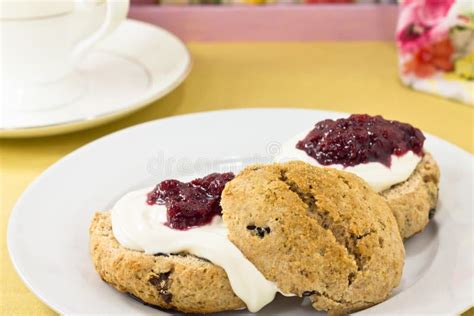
[70,0,129,65]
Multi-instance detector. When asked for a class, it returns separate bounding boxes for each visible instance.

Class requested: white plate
[7,109,473,314]
[0,19,191,138]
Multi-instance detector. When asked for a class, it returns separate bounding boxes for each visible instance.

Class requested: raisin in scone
[90,212,246,313]
[275,114,440,239]
[381,152,440,239]
[221,161,405,315]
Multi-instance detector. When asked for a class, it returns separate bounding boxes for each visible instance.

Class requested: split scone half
[90,211,246,313]
[381,152,440,239]
[275,114,440,240]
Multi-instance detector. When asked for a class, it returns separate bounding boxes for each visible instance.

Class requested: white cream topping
[111,188,278,312]
[275,131,422,192]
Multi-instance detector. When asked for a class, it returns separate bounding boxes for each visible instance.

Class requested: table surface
[1,42,473,315]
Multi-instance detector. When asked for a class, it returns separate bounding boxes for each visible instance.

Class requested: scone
[90,212,245,313]
[90,172,278,314]
[221,161,405,315]
[275,114,440,239]
[381,152,440,239]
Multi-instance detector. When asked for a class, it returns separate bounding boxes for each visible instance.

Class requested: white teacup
[0,0,130,110]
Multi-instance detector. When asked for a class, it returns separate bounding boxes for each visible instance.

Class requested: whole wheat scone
[89,212,245,313]
[381,152,440,239]
[221,161,405,315]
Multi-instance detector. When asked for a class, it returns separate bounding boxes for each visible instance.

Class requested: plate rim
[6,108,474,314]
[0,19,192,138]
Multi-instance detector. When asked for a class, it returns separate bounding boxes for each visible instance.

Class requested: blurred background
[140,0,396,4]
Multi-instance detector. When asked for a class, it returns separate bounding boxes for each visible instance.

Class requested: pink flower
[397,0,455,54]
[419,0,454,24]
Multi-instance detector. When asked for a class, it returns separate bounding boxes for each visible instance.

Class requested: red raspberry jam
[296,114,425,168]
[147,172,235,230]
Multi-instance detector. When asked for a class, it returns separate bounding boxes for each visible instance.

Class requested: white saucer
[0,19,191,138]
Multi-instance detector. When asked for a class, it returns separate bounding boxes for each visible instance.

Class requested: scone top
[296,114,425,167]
[220,161,405,315]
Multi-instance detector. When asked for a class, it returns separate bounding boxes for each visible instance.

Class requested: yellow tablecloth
[1,42,473,315]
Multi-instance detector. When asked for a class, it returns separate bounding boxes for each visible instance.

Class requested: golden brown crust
[382,152,440,239]
[89,212,244,314]
[221,161,405,315]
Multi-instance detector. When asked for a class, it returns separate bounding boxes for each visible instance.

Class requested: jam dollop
[147,172,235,230]
[296,114,425,167]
